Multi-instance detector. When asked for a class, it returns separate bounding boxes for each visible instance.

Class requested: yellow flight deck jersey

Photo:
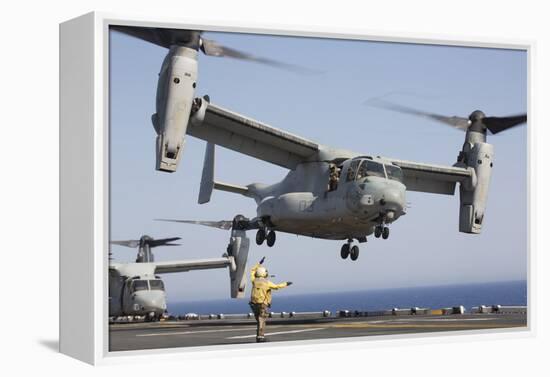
[250,263,289,306]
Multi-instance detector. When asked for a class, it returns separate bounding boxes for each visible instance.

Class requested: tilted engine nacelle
[226,223,250,298]
[458,132,495,234]
[154,46,198,172]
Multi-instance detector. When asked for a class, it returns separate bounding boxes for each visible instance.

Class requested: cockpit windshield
[356,160,386,180]
[346,160,361,181]
[132,280,149,292]
[149,279,165,291]
[385,164,404,182]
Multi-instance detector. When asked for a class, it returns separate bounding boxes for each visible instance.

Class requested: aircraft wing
[390,159,473,195]
[153,257,232,274]
[188,101,320,169]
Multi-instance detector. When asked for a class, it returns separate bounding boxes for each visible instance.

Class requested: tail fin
[198,143,215,204]
[198,142,249,204]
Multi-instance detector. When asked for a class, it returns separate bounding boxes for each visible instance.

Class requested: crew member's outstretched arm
[268,281,290,290]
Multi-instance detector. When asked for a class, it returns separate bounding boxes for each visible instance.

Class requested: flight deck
[109,307,527,351]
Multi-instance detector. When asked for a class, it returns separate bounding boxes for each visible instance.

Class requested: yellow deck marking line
[111,324,191,330]
[329,323,523,329]
[227,328,325,339]
[136,327,257,337]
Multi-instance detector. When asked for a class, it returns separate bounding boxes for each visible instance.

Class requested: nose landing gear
[256,228,276,247]
[256,229,265,245]
[341,239,360,261]
[374,225,390,240]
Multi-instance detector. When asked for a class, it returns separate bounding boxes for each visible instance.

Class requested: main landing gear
[256,228,276,247]
[340,239,360,261]
[374,225,390,240]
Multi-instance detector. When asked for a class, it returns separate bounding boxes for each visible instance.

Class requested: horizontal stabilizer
[198,142,250,203]
[214,181,249,196]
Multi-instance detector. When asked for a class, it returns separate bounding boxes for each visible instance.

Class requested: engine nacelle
[459,139,494,233]
[227,227,250,298]
[154,46,198,172]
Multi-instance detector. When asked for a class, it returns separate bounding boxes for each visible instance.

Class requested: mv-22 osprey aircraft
[109,233,249,321]
[160,100,526,261]
[113,26,527,261]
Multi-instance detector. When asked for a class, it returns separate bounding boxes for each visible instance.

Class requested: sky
[109,28,527,303]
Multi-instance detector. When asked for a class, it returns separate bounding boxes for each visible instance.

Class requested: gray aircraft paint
[161,100,501,258]
[109,234,249,318]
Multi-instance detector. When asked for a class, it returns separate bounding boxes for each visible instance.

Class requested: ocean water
[170,280,527,316]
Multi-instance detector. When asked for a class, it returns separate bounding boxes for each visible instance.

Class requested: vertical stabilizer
[198,142,215,204]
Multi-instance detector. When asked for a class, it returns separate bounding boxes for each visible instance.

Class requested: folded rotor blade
[111,240,140,248]
[200,38,317,74]
[368,99,471,130]
[156,219,234,230]
[483,114,527,134]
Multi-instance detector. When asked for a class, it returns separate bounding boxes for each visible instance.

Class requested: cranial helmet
[255,266,268,278]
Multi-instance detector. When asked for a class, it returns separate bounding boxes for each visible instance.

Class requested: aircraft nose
[134,291,167,312]
[379,185,406,219]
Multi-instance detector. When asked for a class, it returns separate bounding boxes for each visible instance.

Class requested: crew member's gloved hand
[259,256,266,264]
[286,281,293,286]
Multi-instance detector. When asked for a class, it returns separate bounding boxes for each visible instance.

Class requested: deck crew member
[249,257,292,343]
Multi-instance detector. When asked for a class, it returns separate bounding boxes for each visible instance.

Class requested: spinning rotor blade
[110,240,140,248]
[369,99,470,130]
[156,219,234,230]
[110,237,182,248]
[200,38,316,73]
[370,99,526,135]
[111,26,200,49]
[482,114,527,134]
[148,237,182,247]
[112,25,315,74]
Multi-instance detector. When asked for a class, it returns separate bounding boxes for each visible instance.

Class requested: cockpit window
[132,280,149,292]
[356,160,386,180]
[385,164,404,182]
[346,160,361,182]
[149,279,165,291]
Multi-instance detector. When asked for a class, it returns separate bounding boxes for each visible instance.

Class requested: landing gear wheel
[350,245,360,261]
[256,229,266,245]
[266,231,276,247]
[374,226,382,238]
[382,227,390,240]
[340,243,350,259]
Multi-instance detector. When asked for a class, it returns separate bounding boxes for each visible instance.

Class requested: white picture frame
[59,11,533,365]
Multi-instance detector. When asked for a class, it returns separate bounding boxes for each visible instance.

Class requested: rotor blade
[148,237,182,247]
[368,99,470,130]
[200,38,317,74]
[111,26,200,49]
[110,240,140,248]
[482,114,527,134]
[156,219,233,230]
